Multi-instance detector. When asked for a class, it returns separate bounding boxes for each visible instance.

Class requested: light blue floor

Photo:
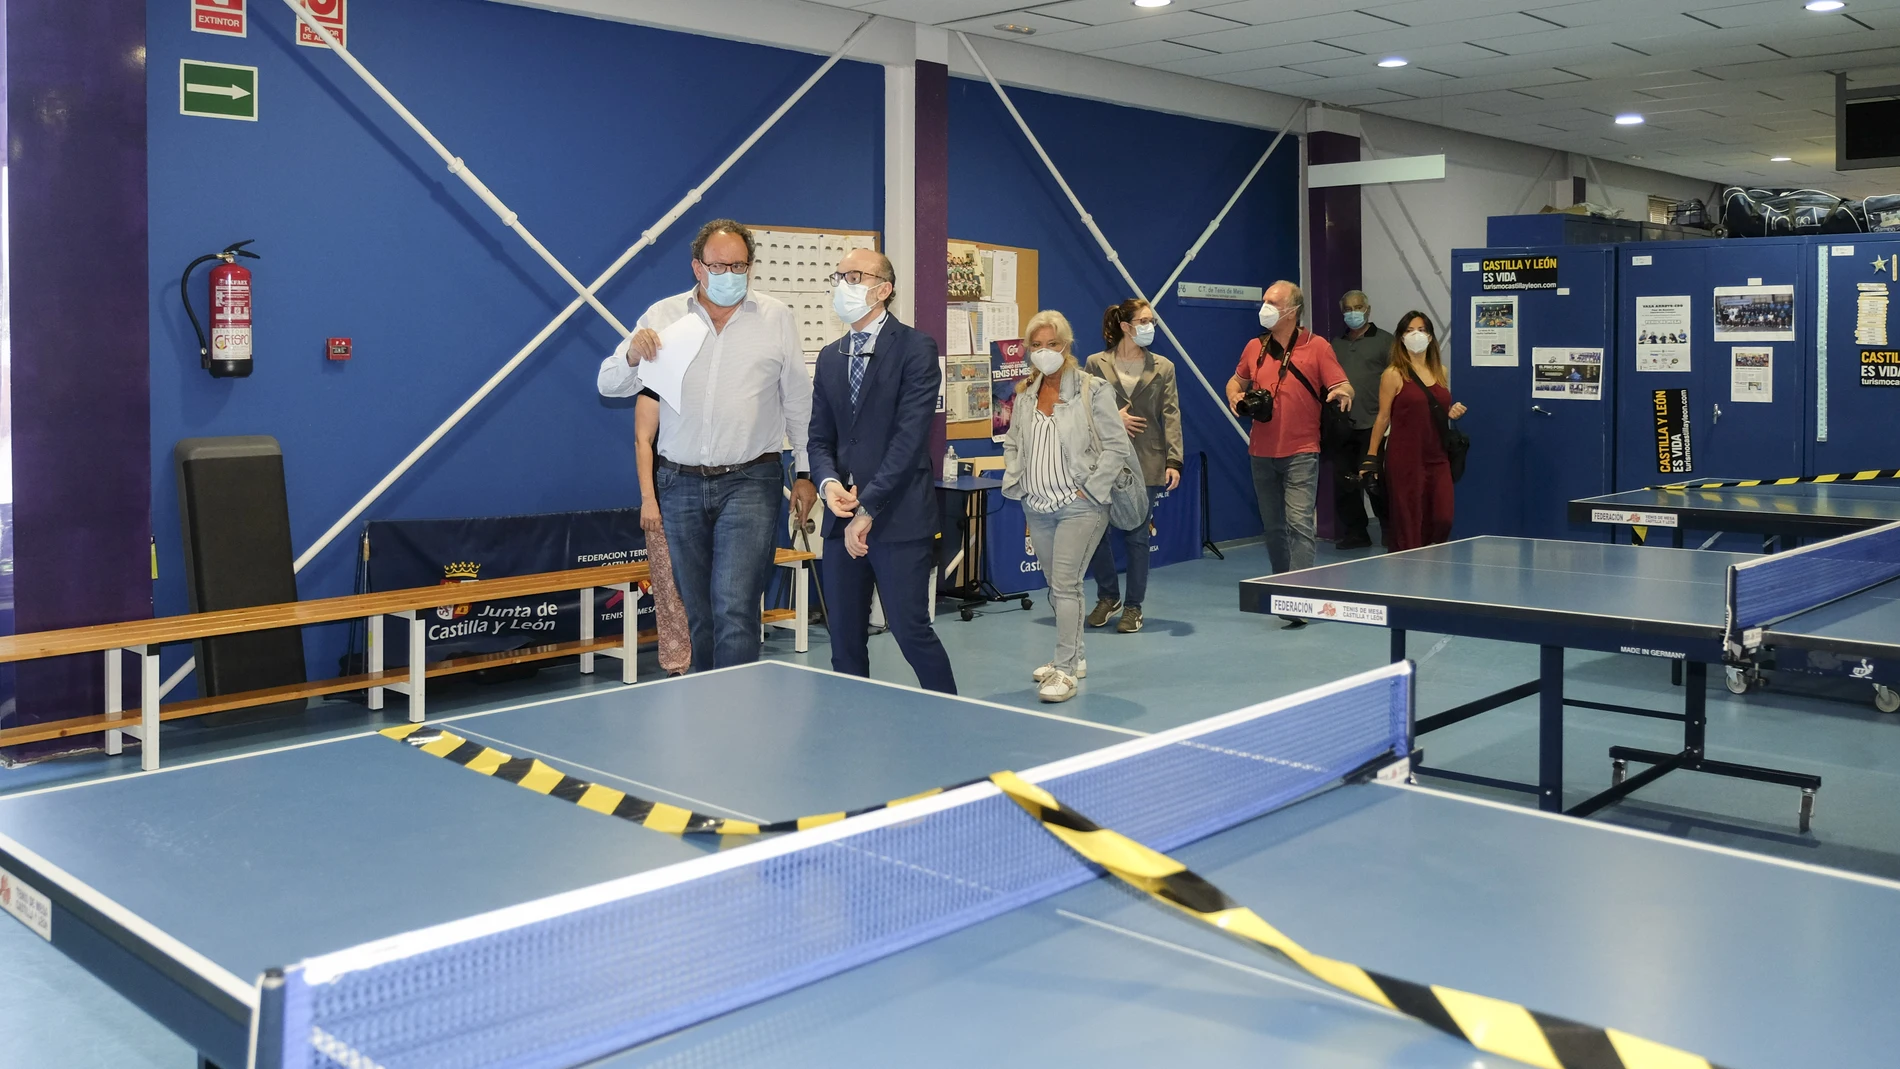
[5,537,1899,1066]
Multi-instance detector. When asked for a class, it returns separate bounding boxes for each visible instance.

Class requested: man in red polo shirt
[1226,281,1354,625]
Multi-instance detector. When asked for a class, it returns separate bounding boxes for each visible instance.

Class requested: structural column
[4,0,152,755]
[1305,115,1361,541]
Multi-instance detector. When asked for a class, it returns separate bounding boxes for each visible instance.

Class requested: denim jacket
[1001,366,1137,507]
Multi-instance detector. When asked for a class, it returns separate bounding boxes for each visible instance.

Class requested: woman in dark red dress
[1361,311,1467,551]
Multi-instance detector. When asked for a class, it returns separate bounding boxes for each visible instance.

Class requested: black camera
[1236,388,1274,423]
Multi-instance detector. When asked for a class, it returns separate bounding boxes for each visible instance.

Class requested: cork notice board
[945,239,1039,441]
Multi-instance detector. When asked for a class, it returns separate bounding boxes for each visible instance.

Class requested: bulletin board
[745,224,882,369]
[946,238,1040,441]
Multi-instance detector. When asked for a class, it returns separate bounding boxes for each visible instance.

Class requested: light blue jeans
[1250,452,1320,574]
[1025,495,1110,675]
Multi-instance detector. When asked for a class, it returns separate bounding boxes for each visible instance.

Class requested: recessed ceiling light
[1772,155,1793,161]
[1805,1,1846,11]
[994,22,1036,34]
[1614,113,1645,125]
[1133,0,1172,7]
[1378,57,1408,68]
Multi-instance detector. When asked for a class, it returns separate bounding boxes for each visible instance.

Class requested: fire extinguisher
[181,240,259,378]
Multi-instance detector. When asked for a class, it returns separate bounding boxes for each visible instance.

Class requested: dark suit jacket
[808,315,941,542]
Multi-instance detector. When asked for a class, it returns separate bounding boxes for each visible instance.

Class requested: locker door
[1699,241,1806,479]
[1616,244,1704,490]
[1814,234,1900,475]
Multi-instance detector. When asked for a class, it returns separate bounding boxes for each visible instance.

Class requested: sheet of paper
[1712,284,1795,342]
[1470,295,1518,367]
[975,302,1018,352]
[990,250,1018,302]
[639,314,709,412]
[945,354,993,423]
[1531,347,1602,401]
[1634,295,1691,372]
[946,305,974,356]
[1858,282,1889,346]
[1730,347,1772,403]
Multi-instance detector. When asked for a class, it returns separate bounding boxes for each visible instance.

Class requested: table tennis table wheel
[1724,666,1761,695]
[1875,685,1900,715]
[1799,787,1816,834]
[1611,757,1626,787]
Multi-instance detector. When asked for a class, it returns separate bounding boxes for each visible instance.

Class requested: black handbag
[1412,374,1469,482]
[1264,332,1352,452]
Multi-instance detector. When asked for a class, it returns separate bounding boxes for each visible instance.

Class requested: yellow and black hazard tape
[379,724,976,835]
[988,770,1731,1069]
[1630,468,1900,544]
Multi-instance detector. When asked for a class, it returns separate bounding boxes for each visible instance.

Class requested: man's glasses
[828,270,889,286]
[700,260,751,276]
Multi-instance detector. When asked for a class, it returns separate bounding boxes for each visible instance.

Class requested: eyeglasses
[828,270,889,286]
[699,259,751,276]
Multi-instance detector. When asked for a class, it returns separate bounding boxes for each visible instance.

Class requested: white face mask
[832,279,877,325]
[1132,322,1155,348]
[1029,347,1064,376]
[1403,330,1431,354]
[1258,302,1281,330]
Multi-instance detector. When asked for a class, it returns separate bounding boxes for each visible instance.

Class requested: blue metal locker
[1811,233,1900,475]
[1448,244,1617,539]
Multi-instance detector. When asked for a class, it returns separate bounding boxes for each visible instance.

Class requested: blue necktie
[848,332,871,410]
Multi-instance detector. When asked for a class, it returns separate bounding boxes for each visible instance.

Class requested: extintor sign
[296,0,346,48]
[192,0,246,37]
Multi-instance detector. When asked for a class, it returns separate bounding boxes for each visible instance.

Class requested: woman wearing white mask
[1002,309,1137,702]
[1082,299,1183,634]
[1361,311,1468,551]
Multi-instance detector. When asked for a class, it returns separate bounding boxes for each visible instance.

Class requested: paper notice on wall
[989,250,1018,303]
[974,302,1019,353]
[945,354,993,423]
[1532,347,1603,400]
[1470,295,1518,366]
[948,242,984,301]
[1730,347,1773,403]
[946,305,974,356]
[1634,295,1692,372]
[1857,282,1889,346]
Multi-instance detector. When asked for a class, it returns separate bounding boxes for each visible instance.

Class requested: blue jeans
[655,459,782,671]
[1088,486,1163,607]
[1025,496,1110,674]
[1250,452,1319,574]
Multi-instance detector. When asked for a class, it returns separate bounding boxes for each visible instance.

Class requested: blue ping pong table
[5,661,1899,1068]
[1572,481,1900,547]
[1240,537,1825,828]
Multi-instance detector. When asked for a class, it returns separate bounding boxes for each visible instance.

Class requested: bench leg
[104,649,124,756]
[580,586,595,675]
[794,559,809,654]
[401,610,426,722]
[367,614,384,711]
[621,583,639,684]
[138,646,160,771]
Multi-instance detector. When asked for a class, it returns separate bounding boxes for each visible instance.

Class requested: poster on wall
[1470,295,1518,367]
[1480,255,1558,291]
[1653,389,1694,474]
[1634,295,1692,372]
[948,243,985,301]
[1730,348,1773,403]
[1531,348,1603,400]
[990,339,1031,441]
[1862,348,1900,387]
[1712,285,1795,342]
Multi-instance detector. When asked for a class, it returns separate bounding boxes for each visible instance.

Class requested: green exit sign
[179,59,257,121]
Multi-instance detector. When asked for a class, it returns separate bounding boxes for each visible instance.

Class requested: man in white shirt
[598,219,816,670]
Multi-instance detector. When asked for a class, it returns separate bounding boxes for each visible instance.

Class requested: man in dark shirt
[1330,290,1391,549]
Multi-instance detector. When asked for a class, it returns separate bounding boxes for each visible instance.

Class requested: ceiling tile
[1026,0,1240,24]
[1174,10,1406,52]
[934,10,1090,38]
[1027,9,1249,52]
[1085,39,1223,65]
[1200,0,1386,25]
[1147,40,1362,76]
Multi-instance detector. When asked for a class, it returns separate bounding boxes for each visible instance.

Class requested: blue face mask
[1343,310,1367,330]
[703,269,748,308]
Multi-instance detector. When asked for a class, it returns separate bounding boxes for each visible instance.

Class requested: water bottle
[942,446,959,482]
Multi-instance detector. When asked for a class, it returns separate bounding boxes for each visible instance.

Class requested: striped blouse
[1021,408,1082,513]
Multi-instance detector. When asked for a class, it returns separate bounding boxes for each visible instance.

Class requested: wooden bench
[0,548,815,769]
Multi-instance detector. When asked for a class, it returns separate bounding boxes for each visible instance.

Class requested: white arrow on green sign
[180,59,258,121]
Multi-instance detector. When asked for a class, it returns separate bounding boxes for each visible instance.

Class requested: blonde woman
[1002,310,1137,702]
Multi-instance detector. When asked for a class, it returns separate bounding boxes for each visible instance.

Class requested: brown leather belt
[658,452,779,478]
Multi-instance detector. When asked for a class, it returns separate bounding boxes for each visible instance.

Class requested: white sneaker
[1037,671,1078,703]
[1033,659,1086,683]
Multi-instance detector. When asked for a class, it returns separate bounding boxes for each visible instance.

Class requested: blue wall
[947,77,1300,543]
[148,0,881,693]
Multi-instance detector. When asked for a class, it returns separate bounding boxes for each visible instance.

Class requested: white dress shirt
[597,287,812,472]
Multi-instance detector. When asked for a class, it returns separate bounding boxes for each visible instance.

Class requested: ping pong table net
[258,665,1412,1069]
[1725,519,1900,651]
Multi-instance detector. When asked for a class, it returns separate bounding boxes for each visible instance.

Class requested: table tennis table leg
[1672,527,1684,549]
[580,586,596,675]
[1538,645,1564,813]
[103,649,124,756]
[1389,628,1406,663]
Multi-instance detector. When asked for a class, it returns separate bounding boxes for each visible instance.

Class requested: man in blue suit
[809,248,957,694]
